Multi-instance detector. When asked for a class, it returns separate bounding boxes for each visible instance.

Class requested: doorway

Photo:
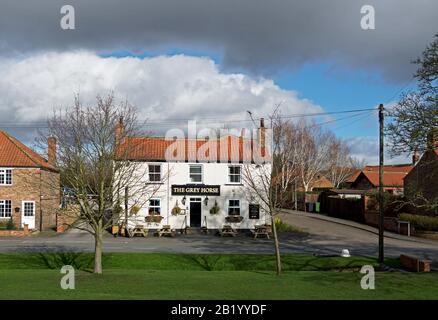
[189,198,202,227]
[21,201,36,229]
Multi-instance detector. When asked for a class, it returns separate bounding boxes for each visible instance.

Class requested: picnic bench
[219,225,237,237]
[130,225,148,237]
[158,225,176,237]
[252,225,270,239]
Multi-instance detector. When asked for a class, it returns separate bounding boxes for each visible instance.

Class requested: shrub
[274,218,302,233]
[6,218,15,230]
[399,213,438,231]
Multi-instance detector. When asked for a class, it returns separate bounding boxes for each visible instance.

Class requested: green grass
[0,253,435,300]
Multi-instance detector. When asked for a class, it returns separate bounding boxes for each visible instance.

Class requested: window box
[225,215,243,223]
[145,215,163,223]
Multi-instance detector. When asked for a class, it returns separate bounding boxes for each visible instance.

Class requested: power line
[0,107,378,129]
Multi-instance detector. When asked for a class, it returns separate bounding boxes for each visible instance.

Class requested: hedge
[399,213,438,231]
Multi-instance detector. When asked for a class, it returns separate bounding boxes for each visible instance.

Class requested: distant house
[351,164,413,195]
[0,131,60,230]
[404,131,438,203]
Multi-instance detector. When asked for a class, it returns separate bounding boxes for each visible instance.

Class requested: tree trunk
[94,227,103,274]
[270,212,282,275]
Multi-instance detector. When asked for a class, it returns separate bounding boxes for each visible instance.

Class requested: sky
[0,0,437,164]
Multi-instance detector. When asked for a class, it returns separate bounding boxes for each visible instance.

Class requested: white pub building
[116,119,271,232]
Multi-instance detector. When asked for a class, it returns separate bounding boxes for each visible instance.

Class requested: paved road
[279,211,438,262]
[0,212,436,264]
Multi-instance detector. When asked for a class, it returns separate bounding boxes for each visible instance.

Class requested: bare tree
[242,110,296,275]
[39,93,166,274]
[326,138,362,188]
[293,120,332,192]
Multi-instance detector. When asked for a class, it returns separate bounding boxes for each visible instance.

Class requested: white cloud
[346,136,411,165]
[0,51,323,135]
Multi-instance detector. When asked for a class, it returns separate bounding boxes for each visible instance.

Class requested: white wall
[125,161,271,230]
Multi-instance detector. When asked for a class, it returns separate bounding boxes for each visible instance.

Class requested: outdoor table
[220,225,237,237]
[130,225,148,237]
[158,225,175,237]
[253,225,270,239]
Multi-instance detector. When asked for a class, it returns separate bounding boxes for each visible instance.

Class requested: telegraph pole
[378,104,384,264]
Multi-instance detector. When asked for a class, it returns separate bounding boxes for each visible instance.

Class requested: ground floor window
[228,199,240,215]
[148,198,161,215]
[0,200,12,218]
[23,201,35,217]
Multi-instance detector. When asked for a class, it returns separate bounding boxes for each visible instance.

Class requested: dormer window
[0,169,12,186]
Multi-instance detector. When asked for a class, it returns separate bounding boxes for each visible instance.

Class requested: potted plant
[225,215,243,223]
[171,206,181,215]
[209,200,220,214]
[130,205,141,215]
[145,214,163,223]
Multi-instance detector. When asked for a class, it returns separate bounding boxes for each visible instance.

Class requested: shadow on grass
[1,252,95,272]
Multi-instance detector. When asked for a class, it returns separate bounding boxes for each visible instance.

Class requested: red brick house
[0,131,60,230]
[404,132,438,203]
[351,164,413,195]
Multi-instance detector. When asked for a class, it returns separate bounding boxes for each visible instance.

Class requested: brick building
[404,130,438,203]
[0,131,60,230]
[351,164,413,195]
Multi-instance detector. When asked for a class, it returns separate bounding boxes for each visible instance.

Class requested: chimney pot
[260,118,265,128]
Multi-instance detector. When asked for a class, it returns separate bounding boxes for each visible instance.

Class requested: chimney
[426,128,438,150]
[115,116,125,145]
[48,137,57,165]
[258,118,266,157]
[412,149,420,165]
[240,128,247,139]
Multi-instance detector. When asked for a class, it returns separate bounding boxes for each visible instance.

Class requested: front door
[22,201,35,229]
[189,198,202,227]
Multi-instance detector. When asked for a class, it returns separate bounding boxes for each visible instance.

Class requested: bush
[6,218,15,230]
[399,213,438,231]
[274,218,302,233]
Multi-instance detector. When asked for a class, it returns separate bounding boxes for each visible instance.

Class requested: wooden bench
[219,225,237,237]
[130,225,148,237]
[253,225,270,239]
[158,225,176,237]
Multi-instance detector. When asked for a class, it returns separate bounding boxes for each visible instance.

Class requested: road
[0,211,437,264]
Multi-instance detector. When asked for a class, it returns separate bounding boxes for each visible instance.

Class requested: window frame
[22,201,35,217]
[0,168,12,186]
[0,200,12,218]
[148,198,161,216]
[228,165,242,184]
[189,164,203,184]
[228,199,241,216]
[148,164,162,183]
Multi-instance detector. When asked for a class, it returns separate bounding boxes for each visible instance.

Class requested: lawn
[0,253,436,300]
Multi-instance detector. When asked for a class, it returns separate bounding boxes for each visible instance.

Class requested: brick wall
[404,150,438,202]
[0,167,60,230]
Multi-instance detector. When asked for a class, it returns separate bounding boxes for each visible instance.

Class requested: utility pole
[378,104,384,264]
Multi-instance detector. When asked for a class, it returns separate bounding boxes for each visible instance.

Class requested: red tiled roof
[362,164,413,173]
[0,131,57,171]
[359,171,408,187]
[116,136,269,163]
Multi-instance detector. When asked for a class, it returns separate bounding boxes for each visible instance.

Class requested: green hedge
[399,213,438,231]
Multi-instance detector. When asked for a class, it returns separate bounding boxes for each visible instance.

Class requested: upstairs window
[189,165,202,183]
[228,200,240,216]
[148,164,161,182]
[0,200,12,218]
[228,166,242,183]
[148,199,161,215]
[0,169,12,185]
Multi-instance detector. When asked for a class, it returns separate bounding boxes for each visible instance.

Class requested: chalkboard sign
[248,204,260,219]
